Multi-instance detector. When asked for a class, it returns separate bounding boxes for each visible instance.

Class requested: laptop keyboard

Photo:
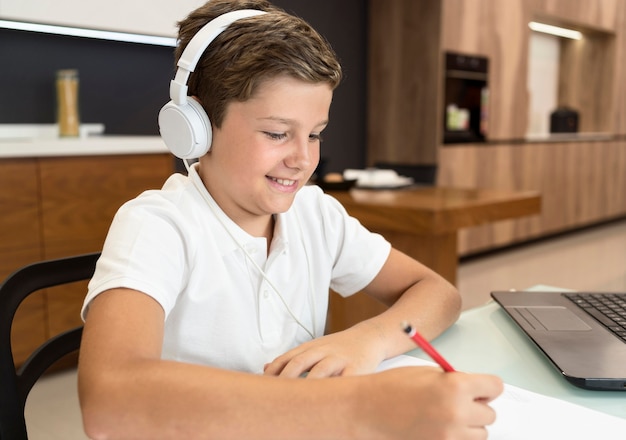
[564,293,626,342]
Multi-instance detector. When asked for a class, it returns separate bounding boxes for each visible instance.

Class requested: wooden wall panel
[438,140,626,255]
[559,33,615,134]
[441,0,531,140]
[0,159,41,255]
[367,0,442,165]
[532,0,624,135]
[610,0,626,134]
[532,0,621,31]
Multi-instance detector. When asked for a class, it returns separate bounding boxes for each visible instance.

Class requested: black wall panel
[0,0,367,172]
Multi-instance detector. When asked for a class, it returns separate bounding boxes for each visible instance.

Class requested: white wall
[0,0,206,36]
[526,32,560,137]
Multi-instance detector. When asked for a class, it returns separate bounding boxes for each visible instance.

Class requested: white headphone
[158,9,267,160]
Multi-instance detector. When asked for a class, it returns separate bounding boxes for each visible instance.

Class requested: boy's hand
[263,324,386,378]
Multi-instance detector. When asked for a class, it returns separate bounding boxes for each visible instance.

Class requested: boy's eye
[309,133,323,142]
[264,132,286,140]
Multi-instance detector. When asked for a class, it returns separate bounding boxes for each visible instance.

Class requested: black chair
[0,252,100,440]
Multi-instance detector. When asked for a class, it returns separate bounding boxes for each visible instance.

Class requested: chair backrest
[0,252,100,440]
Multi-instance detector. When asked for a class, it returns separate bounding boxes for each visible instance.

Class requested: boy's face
[200,75,333,229]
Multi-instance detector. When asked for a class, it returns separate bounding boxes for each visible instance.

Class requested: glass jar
[56,69,80,137]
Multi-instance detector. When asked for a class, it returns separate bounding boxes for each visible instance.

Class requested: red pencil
[403,322,456,372]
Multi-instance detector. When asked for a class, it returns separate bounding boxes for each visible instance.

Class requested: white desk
[409,300,626,419]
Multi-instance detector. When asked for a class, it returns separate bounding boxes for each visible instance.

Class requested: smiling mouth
[268,176,297,187]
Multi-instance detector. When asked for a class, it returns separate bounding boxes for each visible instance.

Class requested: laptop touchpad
[520,307,592,331]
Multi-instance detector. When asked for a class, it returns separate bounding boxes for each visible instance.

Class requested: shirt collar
[187,163,290,258]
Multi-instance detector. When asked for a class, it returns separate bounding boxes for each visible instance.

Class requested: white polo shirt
[82,166,391,373]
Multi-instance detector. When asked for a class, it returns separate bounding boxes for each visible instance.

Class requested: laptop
[491,290,626,391]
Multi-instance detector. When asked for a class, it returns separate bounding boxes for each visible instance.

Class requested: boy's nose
[286,138,314,170]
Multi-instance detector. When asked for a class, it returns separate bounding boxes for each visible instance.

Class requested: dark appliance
[443,52,489,144]
[550,107,579,133]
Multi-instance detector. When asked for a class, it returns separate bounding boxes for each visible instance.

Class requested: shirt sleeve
[81,193,190,321]
[315,189,392,296]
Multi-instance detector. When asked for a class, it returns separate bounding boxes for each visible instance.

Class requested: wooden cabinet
[369,0,625,158]
[439,140,626,255]
[438,0,626,254]
[440,0,623,139]
[1,153,174,366]
[367,0,442,166]
[368,0,626,255]
[0,159,46,364]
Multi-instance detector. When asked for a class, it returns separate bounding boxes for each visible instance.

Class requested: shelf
[524,132,613,143]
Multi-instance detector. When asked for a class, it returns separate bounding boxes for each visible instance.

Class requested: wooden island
[0,136,174,366]
[325,186,541,333]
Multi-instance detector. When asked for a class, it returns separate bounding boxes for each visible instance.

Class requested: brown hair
[175,0,342,128]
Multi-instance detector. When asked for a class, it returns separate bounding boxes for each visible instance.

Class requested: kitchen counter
[0,135,169,158]
[1,149,175,366]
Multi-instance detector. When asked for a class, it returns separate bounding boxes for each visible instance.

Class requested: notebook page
[377,355,626,440]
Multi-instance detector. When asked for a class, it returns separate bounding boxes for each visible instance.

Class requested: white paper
[377,355,626,439]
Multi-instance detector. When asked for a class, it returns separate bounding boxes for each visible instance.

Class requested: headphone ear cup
[158,99,212,159]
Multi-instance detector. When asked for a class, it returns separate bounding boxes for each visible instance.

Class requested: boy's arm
[78,288,354,438]
[264,247,460,377]
[359,246,461,355]
[78,285,498,440]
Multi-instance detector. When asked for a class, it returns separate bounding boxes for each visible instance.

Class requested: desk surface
[328,186,541,234]
[410,300,626,419]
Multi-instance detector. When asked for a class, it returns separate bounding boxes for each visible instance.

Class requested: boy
[78,1,502,438]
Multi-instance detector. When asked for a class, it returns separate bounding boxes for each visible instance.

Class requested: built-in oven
[443,51,489,144]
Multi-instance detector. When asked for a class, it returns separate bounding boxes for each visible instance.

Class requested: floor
[456,218,626,310]
[24,218,626,439]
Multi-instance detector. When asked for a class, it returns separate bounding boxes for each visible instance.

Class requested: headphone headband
[159,9,267,159]
[170,9,267,105]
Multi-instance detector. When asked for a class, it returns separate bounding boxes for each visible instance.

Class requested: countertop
[0,135,169,158]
